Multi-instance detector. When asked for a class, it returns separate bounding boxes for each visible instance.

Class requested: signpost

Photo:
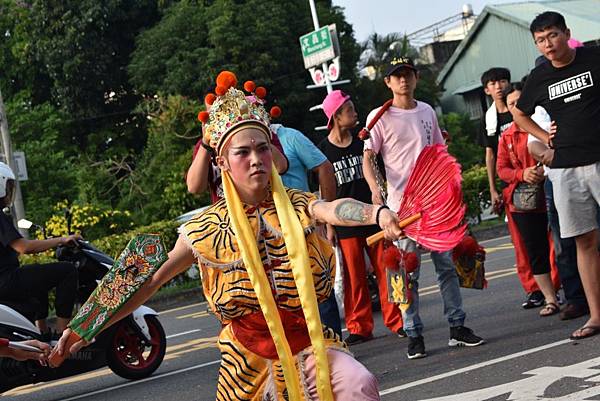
[303,0,350,131]
[300,26,335,69]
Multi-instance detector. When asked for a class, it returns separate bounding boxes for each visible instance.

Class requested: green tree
[128,0,361,137]
[0,1,51,102]
[128,0,211,97]
[5,92,79,224]
[119,94,204,223]
[439,112,483,170]
[27,0,162,151]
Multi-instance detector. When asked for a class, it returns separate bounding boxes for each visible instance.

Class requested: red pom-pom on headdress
[198,111,210,124]
[243,81,256,93]
[270,106,282,119]
[255,86,267,99]
[204,93,216,106]
[216,71,238,90]
[215,86,227,96]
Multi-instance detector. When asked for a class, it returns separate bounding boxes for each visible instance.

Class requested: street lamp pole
[0,89,27,235]
[308,0,333,94]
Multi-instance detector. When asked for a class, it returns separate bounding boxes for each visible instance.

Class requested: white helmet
[0,161,16,199]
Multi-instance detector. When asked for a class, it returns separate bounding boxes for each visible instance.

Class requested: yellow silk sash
[221,165,333,401]
[270,168,333,401]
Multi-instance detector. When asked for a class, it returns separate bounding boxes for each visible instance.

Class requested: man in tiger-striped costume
[55,71,405,401]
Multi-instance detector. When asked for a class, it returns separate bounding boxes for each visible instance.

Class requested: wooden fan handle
[48,331,82,368]
[366,213,422,247]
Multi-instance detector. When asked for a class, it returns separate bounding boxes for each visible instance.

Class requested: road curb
[471,222,508,241]
[148,287,205,312]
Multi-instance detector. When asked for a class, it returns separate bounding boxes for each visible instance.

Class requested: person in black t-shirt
[318,91,404,346]
[479,68,545,309]
[513,11,600,341]
[478,67,513,213]
[0,162,81,334]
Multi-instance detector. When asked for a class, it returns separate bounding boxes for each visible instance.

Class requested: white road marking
[166,329,202,339]
[59,360,221,401]
[420,355,600,400]
[54,337,573,400]
[379,339,572,396]
[158,301,207,315]
[479,234,510,244]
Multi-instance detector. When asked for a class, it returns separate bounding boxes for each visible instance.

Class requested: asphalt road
[4,235,600,401]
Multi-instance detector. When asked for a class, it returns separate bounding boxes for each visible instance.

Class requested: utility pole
[0,89,27,235]
[308,0,333,94]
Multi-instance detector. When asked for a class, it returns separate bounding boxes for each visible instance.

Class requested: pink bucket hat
[322,90,351,129]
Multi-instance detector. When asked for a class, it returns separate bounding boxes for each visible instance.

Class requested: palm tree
[360,33,418,80]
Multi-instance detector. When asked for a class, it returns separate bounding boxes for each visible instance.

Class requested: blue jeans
[319,292,342,336]
[545,179,588,307]
[398,239,466,337]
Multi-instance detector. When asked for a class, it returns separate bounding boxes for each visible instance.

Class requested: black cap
[385,56,417,77]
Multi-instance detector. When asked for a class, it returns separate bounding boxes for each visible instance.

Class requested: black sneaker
[448,326,485,347]
[344,333,373,346]
[407,336,426,359]
[522,291,545,309]
[397,328,407,338]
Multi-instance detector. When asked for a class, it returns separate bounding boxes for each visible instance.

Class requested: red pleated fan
[397,144,467,251]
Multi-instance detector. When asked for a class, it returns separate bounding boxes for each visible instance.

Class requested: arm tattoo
[334,200,373,224]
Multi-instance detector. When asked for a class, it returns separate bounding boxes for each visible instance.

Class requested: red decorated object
[358,99,393,140]
[216,70,238,90]
[453,236,480,260]
[198,111,210,123]
[367,144,467,251]
[204,93,216,106]
[243,80,256,92]
[452,235,487,289]
[255,86,267,99]
[270,106,282,119]
[383,246,418,273]
[382,245,401,269]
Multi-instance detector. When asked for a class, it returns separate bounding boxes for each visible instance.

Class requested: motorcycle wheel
[106,315,166,380]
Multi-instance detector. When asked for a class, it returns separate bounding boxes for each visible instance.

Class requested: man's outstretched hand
[48,328,92,368]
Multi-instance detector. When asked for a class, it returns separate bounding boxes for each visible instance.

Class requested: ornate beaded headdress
[198,71,282,156]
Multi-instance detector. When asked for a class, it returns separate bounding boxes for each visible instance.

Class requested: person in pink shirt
[362,57,484,359]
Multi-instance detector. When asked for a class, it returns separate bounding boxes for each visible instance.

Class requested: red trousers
[506,210,561,293]
[338,237,403,336]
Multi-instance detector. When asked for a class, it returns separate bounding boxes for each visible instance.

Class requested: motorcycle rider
[0,162,81,335]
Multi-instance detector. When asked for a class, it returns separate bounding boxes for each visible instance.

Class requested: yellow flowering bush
[43,201,134,240]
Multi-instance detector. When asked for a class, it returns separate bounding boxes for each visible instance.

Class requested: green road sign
[300,26,335,69]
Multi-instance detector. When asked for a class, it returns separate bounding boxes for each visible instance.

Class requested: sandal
[539,302,559,317]
[570,325,600,340]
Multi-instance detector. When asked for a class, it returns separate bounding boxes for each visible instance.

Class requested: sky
[332,0,540,43]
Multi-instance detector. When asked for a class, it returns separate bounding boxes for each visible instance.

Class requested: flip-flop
[539,302,559,317]
[570,325,600,340]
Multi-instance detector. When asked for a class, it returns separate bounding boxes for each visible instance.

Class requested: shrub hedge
[20,219,180,265]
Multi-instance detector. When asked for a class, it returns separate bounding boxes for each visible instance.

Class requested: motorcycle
[0,219,167,393]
